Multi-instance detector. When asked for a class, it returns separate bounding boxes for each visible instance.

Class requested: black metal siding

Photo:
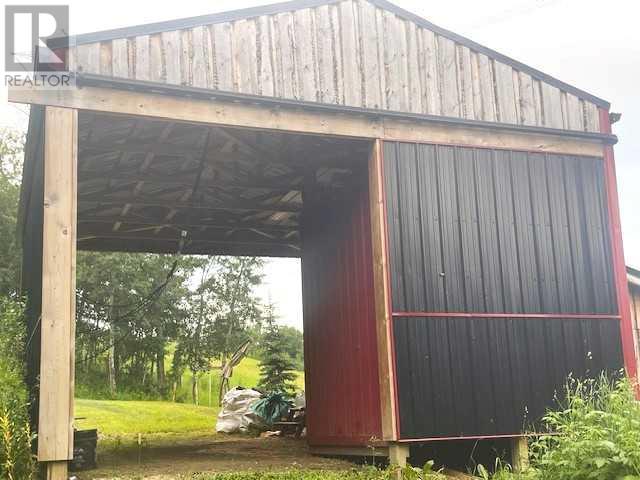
[394,316,623,438]
[382,142,622,439]
[383,142,617,315]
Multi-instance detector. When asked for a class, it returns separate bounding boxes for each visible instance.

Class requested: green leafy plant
[399,460,447,479]
[530,374,640,479]
[0,298,35,479]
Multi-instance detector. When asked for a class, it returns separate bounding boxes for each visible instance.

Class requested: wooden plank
[584,101,600,132]
[293,9,318,102]
[99,42,112,76]
[76,43,100,74]
[457,46,475,120]
[368,139,397,441]
[405,21,422,114]
[11,85,607,156]
[340,1,362,106]
[493,61,517,124]
[191,26,211,89]
[273,12,298,99]
[45,462,68,480]
[232,19,258,94]
[330,4,344,104]
[39,106,77,462]
[111,38,129,78]
[180,29,193,86]
[437,36,459,117]
[477,53,496,121]
[375,8,389,109]
[212,23,233,91]
[541,82,564,129]
[518,72,536,125]
[420,29,440,116]
[470,52,482,121]
[257,15,275,97]
[383,12,409,112]
[315,5,336,104]
[149,34,164,82]
[358,0,382,109]
[134,35,150,81]
[161,31,181,85]
[565,93,584,131]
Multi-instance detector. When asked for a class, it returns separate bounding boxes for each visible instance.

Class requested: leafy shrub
[531,374,640,479]
[0,297,35,479]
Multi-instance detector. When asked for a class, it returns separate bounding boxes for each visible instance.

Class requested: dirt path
[80,435,358,479]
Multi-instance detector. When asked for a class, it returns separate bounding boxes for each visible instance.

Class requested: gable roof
[49,0,608,108]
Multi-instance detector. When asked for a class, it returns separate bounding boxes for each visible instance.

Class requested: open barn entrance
[76,111,371,257]
[68,110,376,473]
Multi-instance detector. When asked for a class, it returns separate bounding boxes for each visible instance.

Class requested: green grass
[175,357,305,407]
[75,398,219,437]
[75,357,304,438]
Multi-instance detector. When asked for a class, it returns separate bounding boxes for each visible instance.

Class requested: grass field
[76,357,304,437]
[75,398,219,437]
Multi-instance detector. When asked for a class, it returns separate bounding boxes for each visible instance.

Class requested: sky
[1,0,639,330]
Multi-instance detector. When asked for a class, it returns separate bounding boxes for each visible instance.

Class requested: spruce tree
[258,304,297,394]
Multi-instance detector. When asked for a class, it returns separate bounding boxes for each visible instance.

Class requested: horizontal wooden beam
[79,170,303,192]
[78,238,300,258]
[10,85,605,157]
[78,216,298,234]
[78,194,302,213]
[77,231,300,249]
[80,139,203,157]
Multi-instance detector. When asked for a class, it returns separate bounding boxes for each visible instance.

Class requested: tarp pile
[215,387,301,434]
[215,387,264,433]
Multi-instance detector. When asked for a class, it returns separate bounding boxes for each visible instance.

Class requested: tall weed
[0,298,35,479]
[531,374,640,479]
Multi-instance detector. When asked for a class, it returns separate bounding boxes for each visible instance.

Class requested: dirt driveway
[80,435,357,479]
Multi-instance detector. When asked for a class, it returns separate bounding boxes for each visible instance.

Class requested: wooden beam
[78,216,298,234]
[78,195,302,213]
[39,107,77,469]
[45,462,68,480]
[368,139,397,441]
[77,232,300,249]
[511,437,530,473]
[10,85,605,157]
[79,170,303,192]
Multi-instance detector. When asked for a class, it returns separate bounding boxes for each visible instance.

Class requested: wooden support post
[39,106,78,478]
[388,444,409,467]
[389,443,410,479]
[368,139,398,441]
[511,437,530,473]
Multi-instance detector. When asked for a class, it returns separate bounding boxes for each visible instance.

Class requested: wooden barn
[10,0,637,477]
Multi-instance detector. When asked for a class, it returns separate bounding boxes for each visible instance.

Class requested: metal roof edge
[75,73,618,145]
[47,0,341,48]
[48,0,610,109]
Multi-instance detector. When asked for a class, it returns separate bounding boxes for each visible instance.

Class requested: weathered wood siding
[68,0,600,132]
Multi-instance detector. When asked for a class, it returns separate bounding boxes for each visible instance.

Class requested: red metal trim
[380,137,607,157]
[392,312,621,320]
[397,433,560,443]
[377,139,401,441]
[599,108,639,387]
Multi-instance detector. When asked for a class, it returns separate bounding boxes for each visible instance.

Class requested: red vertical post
[599,108,638,385]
